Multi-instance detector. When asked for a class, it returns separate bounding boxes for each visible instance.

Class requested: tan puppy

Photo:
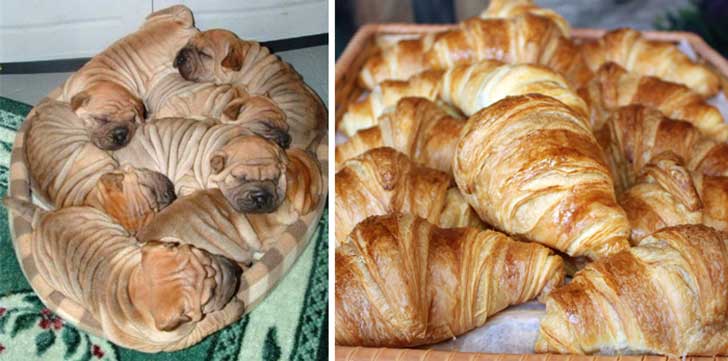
[174,29,326,149]
[3,199,241,348]
[84,166,177,233]
[25,99,174,232]
[59,5,199,149]
[145,71,291,147]
[137,148,324,256]
[113,117,289,213]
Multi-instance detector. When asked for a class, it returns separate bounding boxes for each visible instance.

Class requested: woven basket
[334,24,728,360]
[6,87,329,350]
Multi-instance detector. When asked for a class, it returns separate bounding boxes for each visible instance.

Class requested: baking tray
[334,23,728,360]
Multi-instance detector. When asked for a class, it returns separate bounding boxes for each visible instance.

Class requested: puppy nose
[174,51,187,68]
[275,131,291,149]
[249,190,270,207]
[111,127,129,145]
[239,190,274,213]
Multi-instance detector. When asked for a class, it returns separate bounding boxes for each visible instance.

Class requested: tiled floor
[0,45,328,107]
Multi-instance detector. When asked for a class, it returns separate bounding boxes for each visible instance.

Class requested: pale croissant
[580,28,720,97]
[335,147,482,245]
[581,62,727,140]
[336,97,463,174]
[536,224,728,355]
[3,198,243,352]
[335,213,565,347]
[454,94,630,259]
[359,14,591,90]
[479,0,569,36]
[343,60,588,136]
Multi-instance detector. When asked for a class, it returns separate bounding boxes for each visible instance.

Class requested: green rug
[0,96,328,361]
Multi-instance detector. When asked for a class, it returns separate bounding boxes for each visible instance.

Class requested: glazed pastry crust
[335,213,565,347]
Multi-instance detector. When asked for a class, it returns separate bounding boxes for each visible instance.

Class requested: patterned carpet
[0,96,328,361]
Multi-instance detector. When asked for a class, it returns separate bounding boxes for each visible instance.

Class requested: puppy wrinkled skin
[145,71,291,148]
[2,199,242,352]
[113,117,289,213]
[137,148,324,260]
[174,29,326,149]
[58,5,199,149]
[25,99,175,233]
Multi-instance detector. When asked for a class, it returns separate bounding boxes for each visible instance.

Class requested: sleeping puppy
[174,29,326,149]
[85,166,177,233]
[58,5,199,149]
[3,198,242,351]
[113,117,289,213]
[145,71,291,148]
[25,99,175,233]
[137,148,324,257]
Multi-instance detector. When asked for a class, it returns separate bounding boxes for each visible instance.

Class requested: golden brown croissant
[619,152,703,242]
[335,147,482,245]
[536,224,728,355]
[580,62,727,140]
[479,0,570,36]
[454,94,630,259]
[336,97,463,173]
[335,213,565,347]
[580,28,721,97]
[359,14,591,90]
[344,60,588,136]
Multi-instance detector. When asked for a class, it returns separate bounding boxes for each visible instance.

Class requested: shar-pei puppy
[173,29,326,149]
[136,147,324,262]
[112,117,289,213]
[145,70,291,147]
[25,99,176,232]
[57,5,199,150]
[3,198,242,351]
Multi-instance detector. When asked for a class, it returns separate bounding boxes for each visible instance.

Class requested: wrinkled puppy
[58,5,199,149]
[85,166,177,233]
[3,199,242,350]
[25,99,175,233]
[145,71,291,148]
[137,148,324,257]
[174,29,326,149]
[113,117,289,213]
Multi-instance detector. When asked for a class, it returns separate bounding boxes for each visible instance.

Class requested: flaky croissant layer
[537,224,728,355]
[454,94,630,259]
[335,213,565,347]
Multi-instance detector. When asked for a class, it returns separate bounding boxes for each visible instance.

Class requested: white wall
[0,0,327,62]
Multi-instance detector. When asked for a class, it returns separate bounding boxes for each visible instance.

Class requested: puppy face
[221,94,291,148]
[174,29,243,82]
[85,166,176,233]
[209,135,288,213]
[71,82,146,150]
[132,241,241,332]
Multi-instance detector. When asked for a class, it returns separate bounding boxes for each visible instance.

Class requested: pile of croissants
[335,0,728,356]
[6,5,325,352]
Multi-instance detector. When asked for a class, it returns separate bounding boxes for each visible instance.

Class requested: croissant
[580,62,727,140]
[335,213,564,347]
[343,60,588,136]
[536,224,728,355]
[359,14,591,90]
[479,0,569,36]
[335,147,482,245]
[618,153,703,242]
[336,97,463,173]
[454,94,630,259]
[580,28,721,97]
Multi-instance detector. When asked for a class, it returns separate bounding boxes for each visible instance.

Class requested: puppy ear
[210,152,227,174]
[99,173,125,192]
[222,98,246,120]
[221,42,243,71]
[70,91,91,112]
